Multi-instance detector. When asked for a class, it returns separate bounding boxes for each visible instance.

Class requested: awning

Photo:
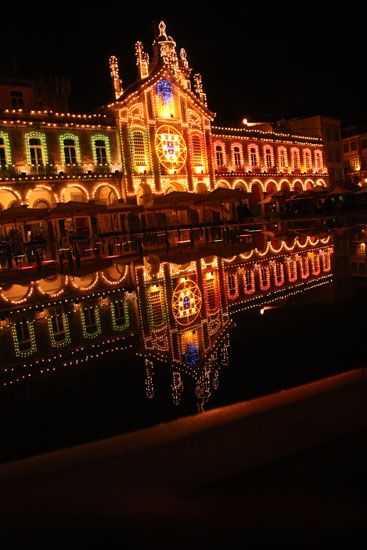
[47,201,107,219]
[0,205,49,225]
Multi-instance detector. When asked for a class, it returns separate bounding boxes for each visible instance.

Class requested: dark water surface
[0,221,365,463]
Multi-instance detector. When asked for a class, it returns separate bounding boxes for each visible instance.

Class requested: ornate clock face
[172,278,202,326]
[155,125,187,172]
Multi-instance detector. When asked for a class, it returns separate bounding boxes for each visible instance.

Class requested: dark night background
[1,3,366,127]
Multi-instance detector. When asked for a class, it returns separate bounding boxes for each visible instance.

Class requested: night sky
[2,3,366,128]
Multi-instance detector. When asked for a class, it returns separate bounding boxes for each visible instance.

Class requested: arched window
[303,148,312,171]
[148,287,166,327]
[191,134,203,165]
[0,132,11,169]
[278,147,288,170]
[248,144,259,168]
[59,134,81,166]
[132,130,146,166]
[29,139,43,165]
[314,149,323,171]
[231,143,243,168]
[25,132,48,169]
[263,145,274,170]
[291,147,301,171]
[91,135,111,166]
[214,143,226,168]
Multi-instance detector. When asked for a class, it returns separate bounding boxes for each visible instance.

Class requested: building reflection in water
[0,230,335,410]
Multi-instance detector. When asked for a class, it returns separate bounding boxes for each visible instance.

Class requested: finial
[109,55,123,99]
[158,21,167,38]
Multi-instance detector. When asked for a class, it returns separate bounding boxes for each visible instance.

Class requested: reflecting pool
[1,221,365,462]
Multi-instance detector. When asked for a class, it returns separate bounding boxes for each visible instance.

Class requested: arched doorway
[249,182,262,216]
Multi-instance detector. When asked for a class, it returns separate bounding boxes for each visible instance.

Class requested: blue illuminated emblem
[156,80,173,105]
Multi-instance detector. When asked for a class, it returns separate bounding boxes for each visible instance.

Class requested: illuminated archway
[265,180,276,194]
[293,180,303,193]
[316,178,327,187]
[92,183,120,204]
[233,180,248,191]
[280,180,291,192]
[249,181,262,207]
[61,184,89,202]
[216,180,231,189]
[26,185,57,208]
[163,181,185,194]
[137,182,153,205]
[0,188,23,209]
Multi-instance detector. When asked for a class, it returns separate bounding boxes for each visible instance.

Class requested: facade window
[351,141,357,151]
[148,289,165,326]
[191,134,203,165]
[314,150,323,171]
[352,157,359,170]
[334,149,341,162]
[233,146,241,167]
[15,321,31,351]
[29,138,44,166]
[113,301,127,326]
[25,132,48,168]
[290,147,300,170]
[205,278,219,313]
[132,131,146,166]
[51,309,66,341]
[63,139,77,165]
[228,272,236,292]
[263,146,274,170]
[361,139,367,149]
[0,132,11,169]
[95,140,107,164]
[343,143,350,153]
[278,147,288,170]
[248,145,259,168]
[84,308,97,334]
[303,149,312,170]
[10,90,24,109]
[0,138,7,168]
[60,134,81,166]
[215,145,225,167]
[91,135,111,166]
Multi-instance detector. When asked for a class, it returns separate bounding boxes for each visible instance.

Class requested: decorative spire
[135,41,149,79]
[109,55,123,100]
[158,20,167,38]
[153,20,179,71]
[179,48,189,69]
[179,48,192,89]
[194,73,207,106]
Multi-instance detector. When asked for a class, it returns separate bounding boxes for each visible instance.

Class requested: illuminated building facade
[0,21,328,226]
[284,115,342,187]
[342,129,367,187]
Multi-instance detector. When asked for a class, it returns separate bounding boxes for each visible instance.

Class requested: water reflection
[0,226,338,411]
